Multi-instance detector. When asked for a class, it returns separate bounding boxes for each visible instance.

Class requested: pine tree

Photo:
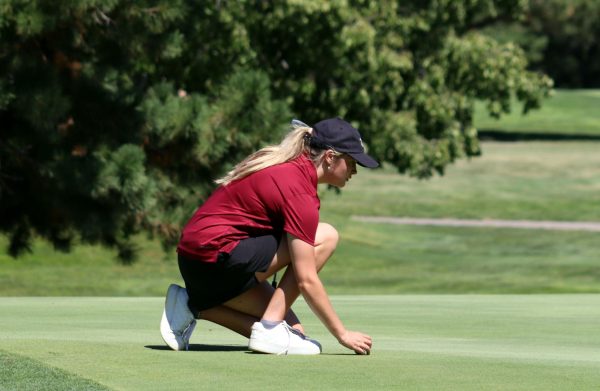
[0,0,551,261]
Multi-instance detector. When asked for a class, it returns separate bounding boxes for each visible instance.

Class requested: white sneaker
[248,321,322,355]
[160,284,196,351]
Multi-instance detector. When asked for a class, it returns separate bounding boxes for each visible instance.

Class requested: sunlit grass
[474,89,600,134]
[322,141,600,221]
[2,296,599,390]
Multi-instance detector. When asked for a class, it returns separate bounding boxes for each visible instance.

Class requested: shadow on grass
[478,129,600,141]
[145,345,357,355]
[243,351,357,356]
[145,344,247,352]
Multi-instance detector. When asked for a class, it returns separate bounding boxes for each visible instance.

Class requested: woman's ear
[324,150,335,165]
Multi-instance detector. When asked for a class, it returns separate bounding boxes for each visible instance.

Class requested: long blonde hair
[216,123,323,186]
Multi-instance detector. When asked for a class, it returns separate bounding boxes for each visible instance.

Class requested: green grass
[323,224,600,294]
[3,223,599,295]
[323,141,600,221]
[318,141,600,293]
[0,235,181,296]
[474,89,600,135]
[0,350,109,391]
[1,296,599,390]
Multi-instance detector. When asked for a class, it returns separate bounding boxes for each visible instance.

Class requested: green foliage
[0,0,551,261]
[527,0,600,87]
[481,0,600,88]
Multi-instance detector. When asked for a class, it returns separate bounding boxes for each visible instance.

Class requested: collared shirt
[177,154,320,262]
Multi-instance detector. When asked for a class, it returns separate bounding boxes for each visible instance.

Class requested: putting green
[1,296,599,390]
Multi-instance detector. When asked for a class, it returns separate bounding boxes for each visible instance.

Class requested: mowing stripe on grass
[0,349,109,391]
[474,89,600,135]
[1,296,600,390]
[352,216,600,232]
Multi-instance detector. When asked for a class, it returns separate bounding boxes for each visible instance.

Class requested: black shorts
[178,235,280,317]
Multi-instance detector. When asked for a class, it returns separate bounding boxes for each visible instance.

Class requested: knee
[316,222,339,250]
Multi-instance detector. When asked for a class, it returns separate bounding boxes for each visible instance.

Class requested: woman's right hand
[338,330,372,355]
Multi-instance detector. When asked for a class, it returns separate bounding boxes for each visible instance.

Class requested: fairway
[1,296,599,390]
[323,141,600,222]
[474,89,600,135]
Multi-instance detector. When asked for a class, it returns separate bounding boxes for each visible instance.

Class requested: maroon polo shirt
[177,154,320,262]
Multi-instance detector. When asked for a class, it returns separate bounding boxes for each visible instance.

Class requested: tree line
[1,1,561,261]
[484,0,600,88]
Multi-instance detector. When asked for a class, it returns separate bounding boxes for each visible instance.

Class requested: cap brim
[349,152,379,168]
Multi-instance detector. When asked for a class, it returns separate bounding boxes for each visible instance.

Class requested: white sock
[260,319,281,330]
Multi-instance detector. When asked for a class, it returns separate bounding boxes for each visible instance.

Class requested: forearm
[298,276,346,339]
[286,235,372,354]
[286,235,346,340]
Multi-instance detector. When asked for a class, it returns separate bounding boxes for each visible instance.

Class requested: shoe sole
[249,335,320,355]
[248,338,287,355]
[160,284,185,351]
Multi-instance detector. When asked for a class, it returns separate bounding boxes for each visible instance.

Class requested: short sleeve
[282,193,319,245]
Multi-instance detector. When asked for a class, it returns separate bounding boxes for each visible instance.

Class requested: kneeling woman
[160,117,377,355]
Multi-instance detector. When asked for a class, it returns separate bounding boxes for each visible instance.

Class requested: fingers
[340,331,372,355]
[355,335,372,355]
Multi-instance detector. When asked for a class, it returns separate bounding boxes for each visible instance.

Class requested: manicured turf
[323,224,600,294]
[1,296,599,390]
[474,89,600,135]
[2,222,599,296]
[0,350,109,391]
[322,141,600,222]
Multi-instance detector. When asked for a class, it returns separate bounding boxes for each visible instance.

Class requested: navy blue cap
[312,117,379,168]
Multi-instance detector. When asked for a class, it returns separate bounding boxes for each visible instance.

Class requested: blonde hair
[216,126,317,186]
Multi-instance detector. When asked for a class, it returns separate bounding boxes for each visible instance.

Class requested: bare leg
[200,281,300,338]
[199,306,257,338]
[199,223,339,337]
[260,222,338,323]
